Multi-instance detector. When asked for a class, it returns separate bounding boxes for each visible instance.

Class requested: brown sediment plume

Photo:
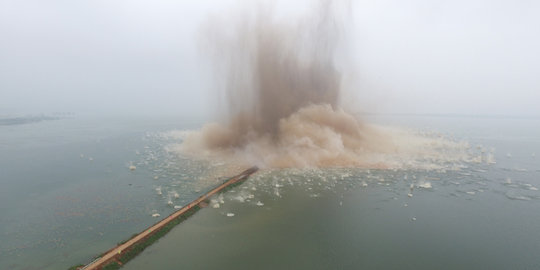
[177,1,472,169]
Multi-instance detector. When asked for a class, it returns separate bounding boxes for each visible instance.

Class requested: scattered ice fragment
[361,181,368,187]
[407,193,413,198]
[466,191,476,195]
[411,217,417,221]
[129,165,136,171]
[403,203,408,207]
[174,205,182,209]
[226,213,235,217]
[174,192,180,199]
[251,187,257,191]
[418,182,432,189]
[154,176,159,180]
[152,213,160,218]
[88,157,93,161]
[256,201,264,206]
[529,187,538,191]
[212,203,220,208]
[167,200,173,206]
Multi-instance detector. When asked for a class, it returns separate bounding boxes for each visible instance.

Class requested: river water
[1,115,539,269]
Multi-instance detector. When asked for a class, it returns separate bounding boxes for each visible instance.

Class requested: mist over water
[178,1,476,169]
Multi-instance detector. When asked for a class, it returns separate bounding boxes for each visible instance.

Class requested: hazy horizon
[1,0,539,117]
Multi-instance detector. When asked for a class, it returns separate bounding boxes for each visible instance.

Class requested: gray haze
[1,0,539,117]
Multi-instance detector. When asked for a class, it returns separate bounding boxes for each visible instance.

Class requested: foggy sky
[1,0,539,117]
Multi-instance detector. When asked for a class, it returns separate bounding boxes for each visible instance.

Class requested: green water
[124,116,540,270]
[1,115,540,269]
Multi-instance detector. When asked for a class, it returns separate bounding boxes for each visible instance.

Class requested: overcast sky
[1,0,539,117]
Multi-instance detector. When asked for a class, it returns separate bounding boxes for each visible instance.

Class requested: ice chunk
[226,213,235,217]
[212,203,220,208]
[129,165,136,171]
[418,182,432,189]
[152,213,160,218]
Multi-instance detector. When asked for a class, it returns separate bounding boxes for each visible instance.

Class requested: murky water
[1,115,539,269]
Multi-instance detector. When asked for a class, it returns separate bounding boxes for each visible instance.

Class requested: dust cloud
[175,1,475,169]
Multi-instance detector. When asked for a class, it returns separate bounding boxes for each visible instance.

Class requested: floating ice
[466,191,476,195]
[152,213,160,218]
[417,182,432,189]
[129,165,136,171]
[174,205,182,209]
[226,213,235,217]
[212,203,220,208]
[407,193,413,198]
[256,201,264,206]
[361,181,368,187]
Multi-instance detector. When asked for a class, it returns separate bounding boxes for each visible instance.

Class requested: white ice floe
[256,201,264,206]
[466,191,476,195]
[226,213,235,217]
[174,205,182,209]
[417,182,432,189]
[129,165,136,171]
[407,193,413,198]
[212,203,220,208]
[152,213,160,218]
[361,181,368,187]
